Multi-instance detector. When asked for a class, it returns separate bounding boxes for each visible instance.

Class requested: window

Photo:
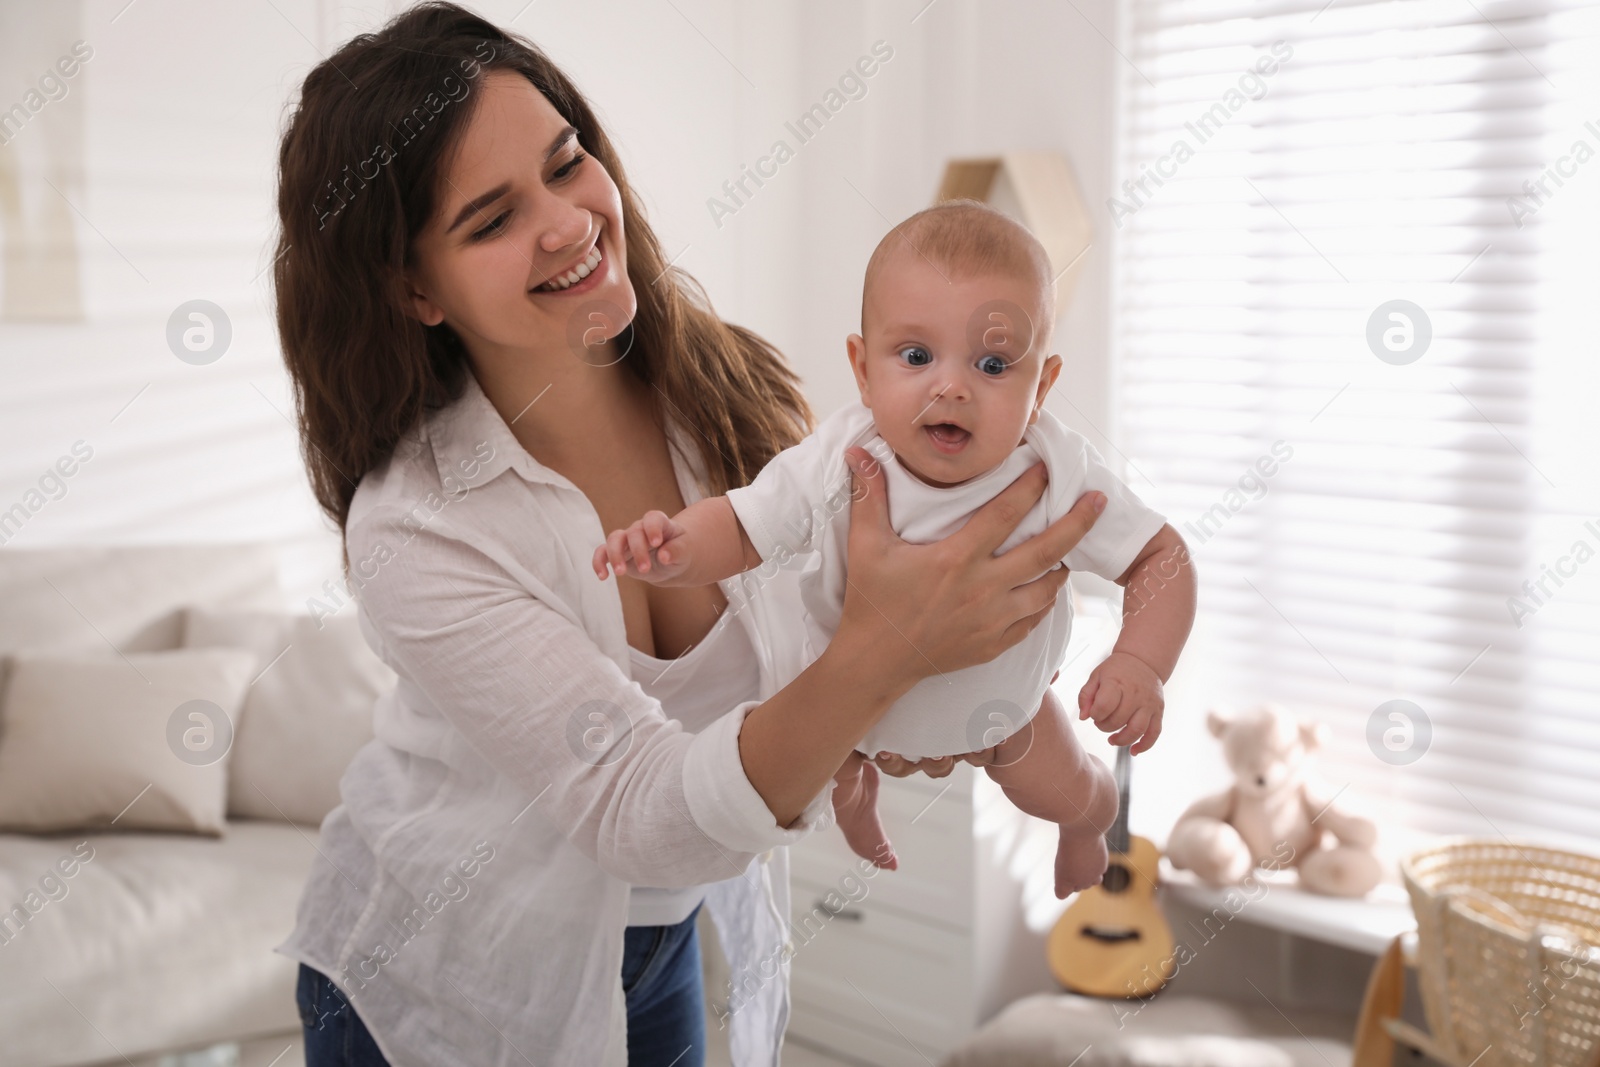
[1116,0,1600,849]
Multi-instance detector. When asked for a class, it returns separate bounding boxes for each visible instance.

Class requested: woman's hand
[873,674,1061,779]
[873,752,960,779]
[832,446,1106,695]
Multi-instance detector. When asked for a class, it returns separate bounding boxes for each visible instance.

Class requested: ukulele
[1046,744,1176,998]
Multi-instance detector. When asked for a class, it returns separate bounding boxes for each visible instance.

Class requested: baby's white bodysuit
[726,400,1167,760]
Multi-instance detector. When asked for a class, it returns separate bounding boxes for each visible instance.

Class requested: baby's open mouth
[924,423,970,453]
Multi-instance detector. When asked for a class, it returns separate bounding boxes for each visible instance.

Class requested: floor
[121,1035,302,1067]
[707,1018,858,1067]
[117,1010,859,1067]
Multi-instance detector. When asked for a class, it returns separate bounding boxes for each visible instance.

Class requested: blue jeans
[623,902,707,1067]
[297,963,389,1067]
[294,904,706,1066]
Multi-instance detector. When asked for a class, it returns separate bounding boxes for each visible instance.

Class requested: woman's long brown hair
[274,2,812,536]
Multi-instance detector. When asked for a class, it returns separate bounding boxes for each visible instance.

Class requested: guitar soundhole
[1100,862,1131,893]
[1081,924,1142,943]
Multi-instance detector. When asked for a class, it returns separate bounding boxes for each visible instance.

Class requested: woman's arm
[737,447,1109,825]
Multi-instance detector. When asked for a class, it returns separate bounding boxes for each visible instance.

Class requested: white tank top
[625,610,762,927]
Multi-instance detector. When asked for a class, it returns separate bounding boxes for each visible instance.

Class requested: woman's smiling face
[407,70,634,359]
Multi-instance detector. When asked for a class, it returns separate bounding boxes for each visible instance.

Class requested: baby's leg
[830,751,898,870]
[983,687,1118,898]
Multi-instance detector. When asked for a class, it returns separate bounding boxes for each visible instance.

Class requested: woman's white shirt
[275,370,832,1067]
[626,616,762,928]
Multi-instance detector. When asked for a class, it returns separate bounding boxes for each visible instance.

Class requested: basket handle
[1441,883,1532,931]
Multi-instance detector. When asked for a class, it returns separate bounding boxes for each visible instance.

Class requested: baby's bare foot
[832,762,897,870]
[1054,820,1109,899]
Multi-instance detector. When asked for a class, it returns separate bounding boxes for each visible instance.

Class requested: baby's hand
[1078,651,1164,754]
[592,510,690,583]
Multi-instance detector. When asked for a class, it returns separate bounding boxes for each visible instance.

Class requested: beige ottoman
[941,994,1353,1067]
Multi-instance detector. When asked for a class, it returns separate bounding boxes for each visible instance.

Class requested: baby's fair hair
[861,199,1056,350]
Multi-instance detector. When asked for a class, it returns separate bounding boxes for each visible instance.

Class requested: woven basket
[1401,839,1600,1067]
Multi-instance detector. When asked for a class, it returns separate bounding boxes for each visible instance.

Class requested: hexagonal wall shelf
[934,152,1093,319]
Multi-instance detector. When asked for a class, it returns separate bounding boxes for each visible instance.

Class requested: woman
[271,5,1104,1065]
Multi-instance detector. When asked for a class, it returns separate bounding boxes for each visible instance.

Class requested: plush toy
[1166,704,1382,897]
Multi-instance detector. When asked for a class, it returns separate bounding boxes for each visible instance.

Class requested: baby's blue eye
[978,354,1008,376]
[899,346,932,367]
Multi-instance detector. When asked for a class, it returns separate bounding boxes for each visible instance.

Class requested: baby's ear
[846,334,871,404]
[1031,354,1063,422]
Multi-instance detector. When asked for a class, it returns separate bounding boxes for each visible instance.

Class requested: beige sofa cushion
[0,543,281,702]
[184,608,390,826]
[0,545,280,654]
[0,821,311,1067]
[0,648,257,836]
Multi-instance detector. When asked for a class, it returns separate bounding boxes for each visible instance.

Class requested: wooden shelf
[935,152,1093,316]
[1159,860,1416,957]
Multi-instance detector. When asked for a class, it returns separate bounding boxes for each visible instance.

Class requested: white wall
[0,0,1120,584]
[777,0,1122,445]
[0,0,346,592]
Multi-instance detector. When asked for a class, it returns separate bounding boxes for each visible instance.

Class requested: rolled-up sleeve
[685,699,835,850]
[346,502,828,889]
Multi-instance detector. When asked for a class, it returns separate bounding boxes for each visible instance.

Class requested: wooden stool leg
[1352,935,1406,1067]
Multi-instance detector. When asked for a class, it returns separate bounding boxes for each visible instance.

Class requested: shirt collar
[426,368,709,501]
[426,369,558,492]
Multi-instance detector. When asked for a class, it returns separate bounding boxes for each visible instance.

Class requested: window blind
[1115,0,1600,849]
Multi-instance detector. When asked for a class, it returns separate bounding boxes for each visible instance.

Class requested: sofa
[0,545,390,1067]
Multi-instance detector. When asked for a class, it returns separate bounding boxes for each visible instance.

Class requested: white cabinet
[784,765,1064,1065]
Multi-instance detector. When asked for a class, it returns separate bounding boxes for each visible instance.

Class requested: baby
[593,200,1195,898]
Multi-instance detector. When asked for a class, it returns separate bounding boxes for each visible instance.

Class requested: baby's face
[848,249,1062,488]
